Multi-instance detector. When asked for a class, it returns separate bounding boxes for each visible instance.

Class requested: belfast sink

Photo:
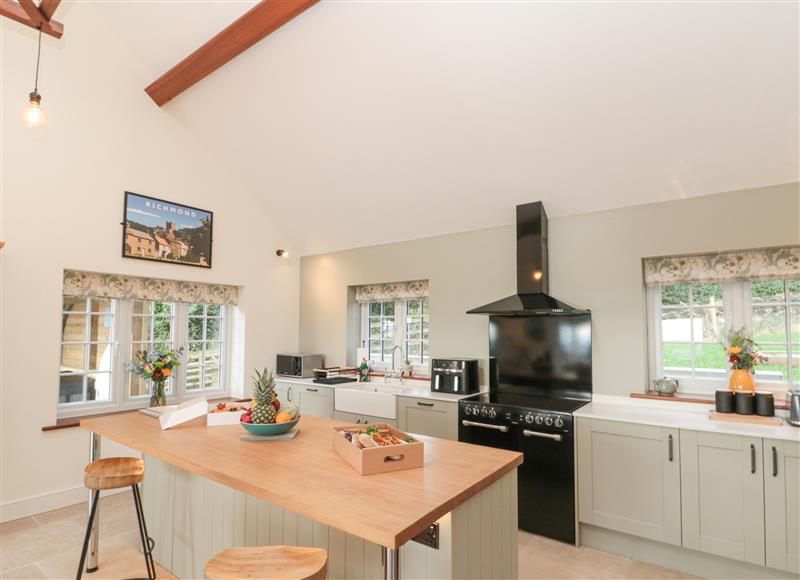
[334,384,404,419]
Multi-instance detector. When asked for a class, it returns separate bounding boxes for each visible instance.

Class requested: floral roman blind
[354,279,429,303]
[643,245,800,287]
[63,269,239,305]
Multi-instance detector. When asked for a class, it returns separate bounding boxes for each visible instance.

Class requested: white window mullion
[646,286,663,383]
[175,303,188,401]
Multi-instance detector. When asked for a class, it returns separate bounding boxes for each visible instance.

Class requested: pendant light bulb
[24,90,45,128]
[24,26,46,129]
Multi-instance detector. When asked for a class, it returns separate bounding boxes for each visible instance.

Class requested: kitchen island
[80,413,521,579]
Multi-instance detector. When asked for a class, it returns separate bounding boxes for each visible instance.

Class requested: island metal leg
[382,547,399,580]
[87,432,101,573]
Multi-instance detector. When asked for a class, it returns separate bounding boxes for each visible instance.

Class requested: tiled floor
[1,492,691,579]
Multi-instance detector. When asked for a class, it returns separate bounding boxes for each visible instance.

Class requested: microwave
[276,354,323,378]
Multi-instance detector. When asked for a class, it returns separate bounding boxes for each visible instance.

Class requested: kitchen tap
[385,345,405,384]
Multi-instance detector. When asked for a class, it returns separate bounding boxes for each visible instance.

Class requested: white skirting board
[142,455,518,579]
[0,485,129,524]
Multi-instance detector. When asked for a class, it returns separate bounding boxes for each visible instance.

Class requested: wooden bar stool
[205,546,327,580]
[76,457,156,580]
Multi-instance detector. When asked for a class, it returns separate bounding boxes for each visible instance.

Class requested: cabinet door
[273,381,292,404]
[576,418,681,545]
[680,430,765,565]
[397,397,458,440]
[295,385,334,418]
[765,439,800,573]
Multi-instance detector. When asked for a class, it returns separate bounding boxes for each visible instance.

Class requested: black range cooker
[461,201,593,545]
[458,391,588,544]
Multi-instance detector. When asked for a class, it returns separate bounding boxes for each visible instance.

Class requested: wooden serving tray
[708,411,783,426]
[333,423,424,476]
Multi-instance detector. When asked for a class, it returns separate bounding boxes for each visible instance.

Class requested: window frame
[360,299,430,377]
[57,297,232,419]
[647,279,797,394]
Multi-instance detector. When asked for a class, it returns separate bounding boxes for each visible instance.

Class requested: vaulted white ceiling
[60,1,800,254]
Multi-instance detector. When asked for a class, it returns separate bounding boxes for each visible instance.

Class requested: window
[361,298,430,375]
[58,295,231,417]
[59,297,115,404]
[648,278,800,392]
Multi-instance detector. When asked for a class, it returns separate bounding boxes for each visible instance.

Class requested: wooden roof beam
[1,0,63,38]
[145,0,319,107]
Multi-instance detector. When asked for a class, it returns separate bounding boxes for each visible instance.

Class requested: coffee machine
[431,358,479,395]
[789,389,800,427]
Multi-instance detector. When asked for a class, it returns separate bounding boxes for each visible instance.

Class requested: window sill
[630,391,791,411]
[43,396,241,431]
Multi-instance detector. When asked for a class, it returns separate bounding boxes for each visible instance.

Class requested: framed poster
[122,192,213,268]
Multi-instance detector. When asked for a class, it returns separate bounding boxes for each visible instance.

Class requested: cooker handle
[523,429,563,442]
[461,420,509,432]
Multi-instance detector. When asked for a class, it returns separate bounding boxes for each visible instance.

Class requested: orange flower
[162,368,171,377]
[726,346,742,354]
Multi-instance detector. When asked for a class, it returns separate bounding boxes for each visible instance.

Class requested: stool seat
[205,546,328,580]
[84,457,144,490]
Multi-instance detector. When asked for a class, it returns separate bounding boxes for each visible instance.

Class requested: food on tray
[251,367,279,424]
[339,425,415,449]
[275,411,292,424]
[209,402,249,413]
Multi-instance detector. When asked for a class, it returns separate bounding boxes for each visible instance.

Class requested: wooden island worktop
[81,412,522,579]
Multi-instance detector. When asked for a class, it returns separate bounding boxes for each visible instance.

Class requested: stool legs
[76,490,100,580]
[132,484,156,579]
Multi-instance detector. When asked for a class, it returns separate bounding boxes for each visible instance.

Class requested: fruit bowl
[240,417,300,436]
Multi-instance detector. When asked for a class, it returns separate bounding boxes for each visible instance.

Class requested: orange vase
[729,369,755,392]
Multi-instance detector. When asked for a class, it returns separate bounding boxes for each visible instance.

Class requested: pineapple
[251,367,278,424]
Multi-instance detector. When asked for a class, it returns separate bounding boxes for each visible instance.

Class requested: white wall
[299,183,800,393]
[0,10,299,520]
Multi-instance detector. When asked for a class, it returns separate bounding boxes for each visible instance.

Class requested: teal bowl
[240,417,300,436]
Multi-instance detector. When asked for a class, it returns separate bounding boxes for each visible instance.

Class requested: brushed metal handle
[523,429,562,442]
[772,446,778,477]
[384,454,405,463]
[668,434,674,462]
[461,420,508,432]
[751,443,756,474]
[417,401,434,407]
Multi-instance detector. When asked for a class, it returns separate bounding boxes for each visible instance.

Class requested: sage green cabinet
[764,439,800,573]
[576,418,681,546]
[680,430,765,566]
[333,410,397,427]
[294,385,334,419]
[274,381,292,404]
[397,396,458,440]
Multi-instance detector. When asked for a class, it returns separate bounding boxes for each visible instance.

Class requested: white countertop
[576,395,800,443]
[274,375,483,402]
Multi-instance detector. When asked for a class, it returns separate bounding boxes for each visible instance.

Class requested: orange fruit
[275,411,292,424]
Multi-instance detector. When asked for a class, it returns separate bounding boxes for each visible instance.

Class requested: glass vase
[149,380,167,408]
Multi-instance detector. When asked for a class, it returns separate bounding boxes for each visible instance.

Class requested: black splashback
[489,313,592,400]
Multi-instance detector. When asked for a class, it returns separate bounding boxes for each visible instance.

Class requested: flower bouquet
[128,347,185,407]
[724,328,767,392]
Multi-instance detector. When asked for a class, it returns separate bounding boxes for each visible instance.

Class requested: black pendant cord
[33,25,42,93]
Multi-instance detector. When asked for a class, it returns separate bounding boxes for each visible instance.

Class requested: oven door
[458,418,516,450]
[515,426,576,544]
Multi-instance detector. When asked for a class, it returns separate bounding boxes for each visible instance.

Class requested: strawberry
[240,413,252,423]
[216,403,226,410]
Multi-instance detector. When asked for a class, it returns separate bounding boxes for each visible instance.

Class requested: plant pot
[729,369,755,393]
[150,381,167,408]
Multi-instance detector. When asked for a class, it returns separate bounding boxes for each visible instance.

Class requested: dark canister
[754,391,775,417]
[734,391,755,415]
[715,390,735,413]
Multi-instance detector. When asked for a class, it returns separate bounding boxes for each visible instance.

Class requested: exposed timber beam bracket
[1,0,63,38]
[145,0,320,107]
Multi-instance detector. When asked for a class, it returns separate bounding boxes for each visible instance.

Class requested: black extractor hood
[467,202,587,316]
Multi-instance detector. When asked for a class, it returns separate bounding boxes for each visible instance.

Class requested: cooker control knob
[554,417,564,428]
[464,406,472,416]
[544,416,554,426]
[535,415,544,425]
[488,408,497,419]
[525,414,534,424]
[480,408,488,418]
